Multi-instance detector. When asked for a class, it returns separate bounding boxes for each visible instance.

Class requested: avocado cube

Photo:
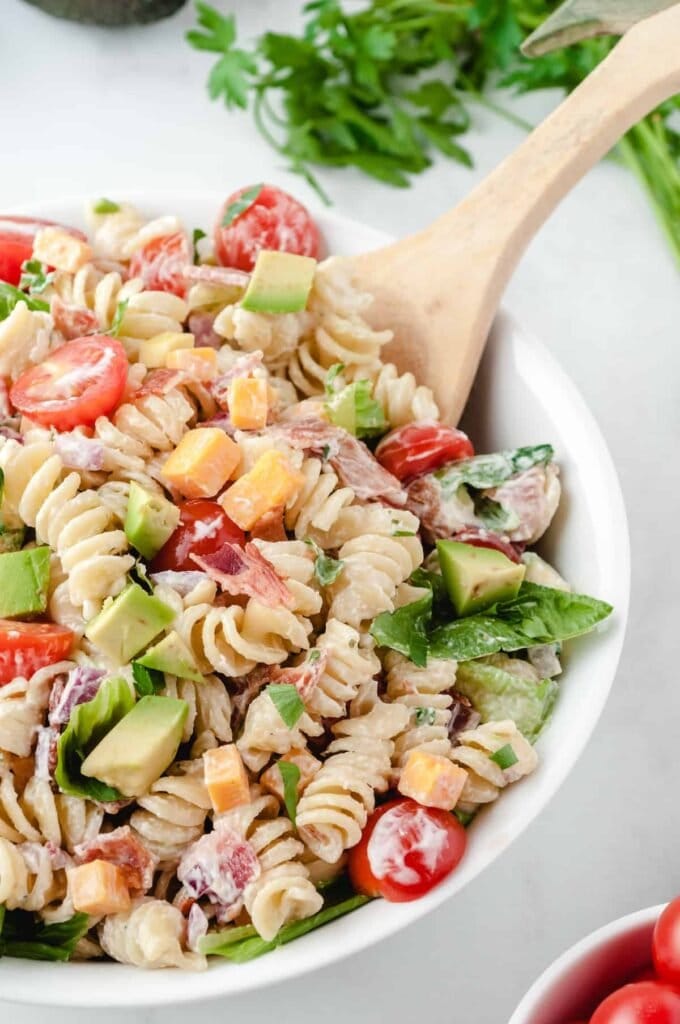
[85,583,175,665]
[135,630,203,682]
[0,546,51,617]
[437,540,526,617]
[81,696,188,797]
[241,250,316,314]
[124,482,180,560]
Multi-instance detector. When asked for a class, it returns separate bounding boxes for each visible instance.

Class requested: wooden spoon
[351,3,680,426]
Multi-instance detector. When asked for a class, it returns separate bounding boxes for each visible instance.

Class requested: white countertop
[2,2,679,1021]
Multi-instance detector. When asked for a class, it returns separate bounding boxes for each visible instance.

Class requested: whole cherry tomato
[129,231,190,298]
[375,423,474,483]
[654,898,680,987]
[150,499,245,573]
[214,184,320,272]
[591,981,680,1024]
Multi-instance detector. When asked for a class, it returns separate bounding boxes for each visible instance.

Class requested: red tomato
[375,423,474,483]
[348,798,466,902]
[150,499,245,573]
[0,621,74,686]
[214,184,321,272]
[453,527,522,564]
[0,216,86,286]
[654,899,680,987]
[10,335,128,430]
[591,982,680,1024]
[129,231,190,298]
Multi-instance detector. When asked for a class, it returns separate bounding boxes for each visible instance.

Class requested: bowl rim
[0,191,631,1007]
[508,903,665,1023]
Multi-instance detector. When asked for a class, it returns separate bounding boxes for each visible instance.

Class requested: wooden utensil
[351,3,680,426]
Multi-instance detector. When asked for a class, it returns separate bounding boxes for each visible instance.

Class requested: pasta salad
[0,186,612,969]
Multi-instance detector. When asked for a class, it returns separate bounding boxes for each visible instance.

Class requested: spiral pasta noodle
[0,660,73,759]
[99,899,206,970]
[306,619,381,720]
[384,652,457,772]
[296,699,409,863]
[129,761,213,866]
[237,690,323,773]
[163,674,232,757]
[250,538,322,618]
[284,457,355,541]
[0,301,54,380]
[364,362,440,427]
[0,838,68,913]
[451,720,539,814]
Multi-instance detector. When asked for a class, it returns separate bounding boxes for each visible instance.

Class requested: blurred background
[2,1,680,1022]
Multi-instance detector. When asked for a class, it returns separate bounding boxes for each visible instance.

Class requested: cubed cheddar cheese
[161,428,240,499]
[261,748,321,802]
[219,449,304,531]
[166,346,218,381]
[398,750,468,811]
[204,744,250,814]
[229,377,269,430]
[69,859,131,916]
[139,332,194,369]
[33,227,93,273]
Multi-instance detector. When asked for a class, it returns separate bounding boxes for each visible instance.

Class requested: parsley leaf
[267,683,305,729]
[131,662,164,698]
[19,259,55,295]
[107,299,129,338]
[222,183,263,227]
[305,538,344,586]
[0,283,49,321]
[489,743,519,770]
[92,198,120,214]
[192,227,207,264]
[414,706,436,726]
[278,760,301,824]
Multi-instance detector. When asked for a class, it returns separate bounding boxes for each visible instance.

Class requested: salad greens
[370,589,432,667]
[0,908,89,962]
[488,743,520,770]
[278,760,301,824]
[435,444,554,497]
[266,683,305,729]
[305,538,345,586]
[19,259,54,296]
[186,1,680,263]
[455,659,559,741]
[55,676,135,801]
[324,376,388,439]
[131,661,165,697]
[0,282,49,321]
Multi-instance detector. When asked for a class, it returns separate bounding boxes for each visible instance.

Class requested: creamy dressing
[367,804,448,886]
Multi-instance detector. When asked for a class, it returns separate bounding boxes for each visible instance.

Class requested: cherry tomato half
[654,898,680,987]
[0,216,86,286]
[0,621,74,686]
[348,798,467,902]
[214,184,321,272]
[453,527,522,564]
[129,231,190,298]
[375,423,474,484]
[591,982,680,1024]
[10,335,128,430]
[150,499,245,573]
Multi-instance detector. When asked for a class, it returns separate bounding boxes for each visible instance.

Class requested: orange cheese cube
[219,449,304,530]
[398,750,468,811]
[203,744,251,814]
[229,377,269,430]
[69,859,131,916]
[166,346,218,381]
[261,747,321,802]
[161,428,240,499]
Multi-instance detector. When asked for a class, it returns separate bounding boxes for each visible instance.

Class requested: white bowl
[0,191,630,1006]
[509,904,662,1023]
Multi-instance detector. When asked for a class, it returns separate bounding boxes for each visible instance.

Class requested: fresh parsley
[435,445,554,498]
[0,282,49,321]
[92,198,120,214]
[131,662,164,698]
[107,299,129,338]
[278,760,301,824]
[489,743,519,770]
[414,706,436,726]
[305,538,344,586]
[307,649,321,664]
[266,683,305,729]
[19,259,55,295]
[221,183,263,227]
[192,227,207,263]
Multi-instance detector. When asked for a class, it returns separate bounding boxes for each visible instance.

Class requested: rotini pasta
[451,720,538,814]
[384,652,457,772]
[130,761,213,866]
[99,899,206,970]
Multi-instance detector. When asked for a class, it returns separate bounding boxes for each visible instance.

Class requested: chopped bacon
[485,464,560,544]
[453,527,522,564]
[230,665,273,734]
[404,475,454,542]
[34,725,59,781]
[187,312,223,351]
[134,368,188,399]
[269,650,327,701]
[49,666,105,727]
[448,691,481,742]
[249,505,287,543]
[210,351,265,410]
[54,430,105,472]
[182,264,250,289]
[272,417,406,506]
[50,295,99,341]
[46,840,73,872]
[0,425,22,442]
[177,826,260,917]
[75,825,157,894]
[192,541,294,609]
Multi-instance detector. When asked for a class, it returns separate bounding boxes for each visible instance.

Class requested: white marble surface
[1,1,678,1021]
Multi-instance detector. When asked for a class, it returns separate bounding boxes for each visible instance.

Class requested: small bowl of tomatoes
[509,898,680,1024]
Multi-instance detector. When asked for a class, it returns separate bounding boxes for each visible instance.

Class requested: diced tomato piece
[129,231,190,298]
[375,423,474,483]
[214,185,321,272]
[348,797,466,903]
[452,527,522,563]
[0,216,86,286]
[0,621,74,686]
[150,499,245,573]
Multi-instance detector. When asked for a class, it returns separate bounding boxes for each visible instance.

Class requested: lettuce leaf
[0,283,49,321]
[325,379,387,439]
[370,590,432,666]
[454,659,559,741]
[55,676,135,801]
[0,909,89,962]
[435,444,554,497]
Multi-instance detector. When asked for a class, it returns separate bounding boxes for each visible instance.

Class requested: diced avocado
[85,583,175,665]
[80,695,188,797]
[136,630,203,682]
[124,482,180,560]
[0,546,51,617]
[0,528,26,554]
[241,250,316,314]
[436,540,525,617]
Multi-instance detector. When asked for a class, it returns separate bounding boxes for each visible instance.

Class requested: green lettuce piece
[455,659,559,741]
[435,444,554,497]
[0,910,89,962]
[0,283,49,321]
[370,590,432,667]
[55,676,135,801]
[325,379,387,439]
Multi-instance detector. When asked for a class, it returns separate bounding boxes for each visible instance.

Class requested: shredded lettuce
[455,658,559,742]
[278,760,301,824]
[324,374,387,439]
[0,282,49,321]
[435,444,554,497]
[370,590,432,667]
[0,909,89,962]
[266,683,305,729]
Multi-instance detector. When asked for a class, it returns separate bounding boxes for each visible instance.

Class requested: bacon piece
[249,505,287,543]
[46,840,73,872]
[54,431,106,472]
[230,665,272,734]
[485,464,561,544]
[268,650,327,701]
[51,295,99,341]
[177,825,260,918]
[75,825,157,895]
[192,541,294,609]
[182,264,250,289]
[272,417,406,506]
[134,368,188,399]
[49,666,105,727]
[187,312,223,351]
[453,527,522,564]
